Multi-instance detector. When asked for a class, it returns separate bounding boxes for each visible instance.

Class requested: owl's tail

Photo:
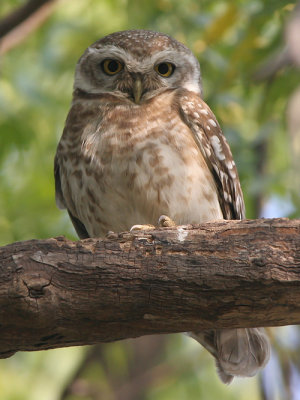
[189,328,270,384]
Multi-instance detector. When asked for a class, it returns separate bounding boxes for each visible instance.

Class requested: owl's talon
[130,224,156,232]
[106,230,118,239]
[158,215,176,227]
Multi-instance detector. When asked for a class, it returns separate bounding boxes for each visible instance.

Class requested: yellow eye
[154,62,175,77]
[101,59,123,75]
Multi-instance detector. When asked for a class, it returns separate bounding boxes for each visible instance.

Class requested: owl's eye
[101,59,123,75]
[154,62,175,77]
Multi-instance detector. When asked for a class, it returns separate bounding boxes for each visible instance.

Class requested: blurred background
[0,0,300,399]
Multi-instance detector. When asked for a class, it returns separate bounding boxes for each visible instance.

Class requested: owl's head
[74,30,202,103]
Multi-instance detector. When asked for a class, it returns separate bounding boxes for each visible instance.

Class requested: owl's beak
[132,77,143,104]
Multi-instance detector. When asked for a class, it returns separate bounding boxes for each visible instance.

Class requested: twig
[0,0,57,54]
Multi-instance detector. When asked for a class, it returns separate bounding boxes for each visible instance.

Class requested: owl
[55,30,270,383]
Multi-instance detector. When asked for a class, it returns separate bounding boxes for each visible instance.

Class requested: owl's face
[74,30,202,104]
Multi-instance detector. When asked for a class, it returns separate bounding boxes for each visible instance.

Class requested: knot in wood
[23,278,51,299]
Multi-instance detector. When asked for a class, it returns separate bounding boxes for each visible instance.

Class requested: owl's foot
[106,231,118,239]
[130,215,176,232]
[158,215,176,227]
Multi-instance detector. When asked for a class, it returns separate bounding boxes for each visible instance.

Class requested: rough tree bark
[0,218,299,359]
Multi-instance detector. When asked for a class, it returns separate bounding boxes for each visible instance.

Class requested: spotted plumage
[55,29,270,383]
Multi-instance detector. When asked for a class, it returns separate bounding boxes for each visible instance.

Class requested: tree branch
[0,0,56,54]
[253,2,300,82]
[0,218,299,358]
[0,0,54,37]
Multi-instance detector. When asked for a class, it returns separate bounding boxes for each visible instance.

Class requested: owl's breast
[63,94,223,236]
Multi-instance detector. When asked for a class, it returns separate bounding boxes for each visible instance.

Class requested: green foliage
[0,0,299,399]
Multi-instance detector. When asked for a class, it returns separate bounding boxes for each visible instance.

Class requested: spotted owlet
[54,30,270,383]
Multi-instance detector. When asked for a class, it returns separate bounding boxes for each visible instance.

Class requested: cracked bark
[0,218,299,358]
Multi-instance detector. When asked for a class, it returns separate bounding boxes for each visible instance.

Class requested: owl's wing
[179,90,245,220]
[54,154,90,239]
[54,154,66,210]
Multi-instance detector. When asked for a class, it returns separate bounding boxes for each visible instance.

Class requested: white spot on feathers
[208,118,217,127]
[210,135,225,161]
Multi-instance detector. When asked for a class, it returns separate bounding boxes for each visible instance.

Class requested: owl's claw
[130,224,156,232]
